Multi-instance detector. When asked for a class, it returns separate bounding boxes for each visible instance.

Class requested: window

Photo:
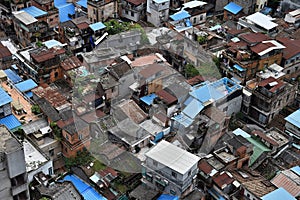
[153,160,158,167]
[200,15,203,21]
[171,171,177,178]
[188,170,191,176]
[49,149,54,157]
[162,2,165,5]
[193,17,196,24]
[48,167,53,175]
[93,9,96,14]
[125,10,128,14]
[131,11,134,17]
[54,72,58,78]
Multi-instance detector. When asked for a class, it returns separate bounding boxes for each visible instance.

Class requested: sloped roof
[240,32,270,44]
[262,188,296,200]
[13,11,38,25]
[246,12,278,30]
[4,69,22,84]
[15,79,38,92]
[0,114,21,131]
[271,170,300,197]
[277,38,300,60]
[170,10,191,21]
[224,2,243,15]
[0,87,12,107]
[285,109,300,128]
[126,0,146,6]
[22,6,47,18]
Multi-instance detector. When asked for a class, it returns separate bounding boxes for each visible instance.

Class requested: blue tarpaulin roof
[89,22,106,31]
[260,7,272,15]
[170,10,191,21]
[22,6,47,18]
[0,114,21,131]
[157,194,179,200]
[224,2,243,15]
[77,0,87,8]
[4,69,22,83]
[140,93,157,105]
[15,79,37,92]
[0,87,12,106]
[55,3,75,22]
[182,98,204,119]
[262,188,296,200]
[285,109,300,128]
[233,64,246,72]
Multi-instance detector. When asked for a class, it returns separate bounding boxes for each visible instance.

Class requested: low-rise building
[285,108,300,141]
[87,0,117,23]
[120,0,146,22]
[147,0,170,27]
[0,125,30,200]
[242,77,297,127]
[142,140,200,197]
[284,9,300,28]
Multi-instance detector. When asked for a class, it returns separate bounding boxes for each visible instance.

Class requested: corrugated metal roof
[224,2,243,15]
[56,3,75,22]
[0,87,12,106]
[172,113,193,127]
[76,0,87,8]
[285,109,300,128]
[182,98,204,119]
[145,140,200,174]
[262,188,296,200]
[4,69,22,83]
[246,12,278,30]
[170,10,191,21]
[157,194,179,200]
[0,114,21,131]
[291,166,300,176]
[89,22,106,31]
[271,169,300,197]
[22,6,47,18]
[15,79,38,92]
[13,11,38,25]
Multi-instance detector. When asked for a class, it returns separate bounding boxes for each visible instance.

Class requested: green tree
[197,35,207,45]
[50,122,62,140]
[185,63,200,78]
[31,105,41,115]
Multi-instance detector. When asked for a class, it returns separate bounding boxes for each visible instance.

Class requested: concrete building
[120,0,147,22]
[242,77,297,127]
[221,32,285,84]
[13,11,38,47]
[87,0,117,23]
[142,140,200,197]
[147,0,170,27]
[284,9,300,28]
[277,38,300,79]
[255,0,268,11]
[238,12,278,34]
[0,125,29,200]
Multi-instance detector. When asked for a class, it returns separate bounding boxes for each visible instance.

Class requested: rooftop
[250,40,285,56]
[245,12,278,30]
[182,0,207,9]
[285,109,300,128]
[0,86,12,106]
[145,140,200,174]
[126,0,146,6]
[13,10,38,25]
[240,32,270,44]
[0,125,22,153]
[22,6,47,18]
[89,22,106,31]
[0,114,22,131]
[224,2,243,15]
[15,79,38,93]
[0,43,12,59]
[23,139,48,172]
[262,188,296,200]
[61,56,82,71]
[170,10,191,21]
[213,172,234,189]
[277,38,300,60]
[116,99,147,124]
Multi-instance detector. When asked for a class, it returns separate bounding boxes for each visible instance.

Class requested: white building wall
[27,160,53,182]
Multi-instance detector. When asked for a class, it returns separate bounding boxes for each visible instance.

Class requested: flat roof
[0,87,12,106]
[13,10,38,25]
[246,12,278,30]
[43,39,66,49]
[0,125,22,153]
[22,6,47,18]
[23,139,48,172]
[145,140,200,174]
[285,109,300,128]
[183,0,207,9]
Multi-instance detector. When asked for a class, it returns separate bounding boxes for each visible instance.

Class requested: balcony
[11,183,28,196]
